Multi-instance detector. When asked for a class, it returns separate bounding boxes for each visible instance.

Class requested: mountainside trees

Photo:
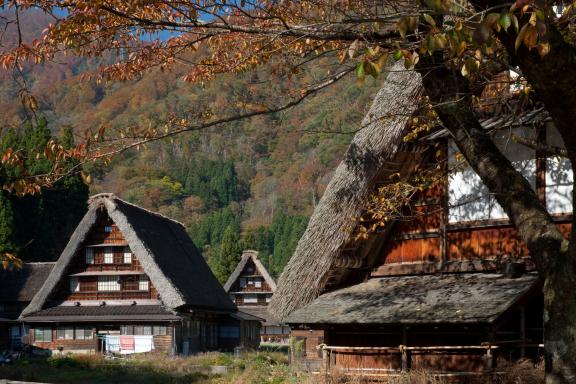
[2,0,576,381]
[0,117,89,263]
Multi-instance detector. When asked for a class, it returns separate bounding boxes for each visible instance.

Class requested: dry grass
[0,352,544,384]
[301,359,544,384]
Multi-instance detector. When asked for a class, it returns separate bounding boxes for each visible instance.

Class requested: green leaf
[499,12,512,32]
[355,62,365,78]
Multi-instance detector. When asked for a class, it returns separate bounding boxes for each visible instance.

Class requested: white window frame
[254,278,262,288]
[123,247,132,264]
[98,276,120,291]
[243,294,258,304]
[85,248,94,264]
[104,247,114,264]
[138,275,149,291]
[239,278,246,288]
[104,226,113,233]
[70,277,80,293]
[266,294,272,303]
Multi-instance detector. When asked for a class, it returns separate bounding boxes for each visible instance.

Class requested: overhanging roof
[22,305,181,322]
[285,273,540,325]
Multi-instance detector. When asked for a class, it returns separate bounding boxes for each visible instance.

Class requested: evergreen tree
[212,225,242,283]
[0,190,16,255]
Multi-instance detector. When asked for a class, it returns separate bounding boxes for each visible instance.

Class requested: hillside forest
[0,11,380,281]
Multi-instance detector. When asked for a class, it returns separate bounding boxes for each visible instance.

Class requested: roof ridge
[89,193,186,228]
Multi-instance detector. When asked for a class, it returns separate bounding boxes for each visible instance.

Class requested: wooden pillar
[401,326,410,372]
[322,347,330,372]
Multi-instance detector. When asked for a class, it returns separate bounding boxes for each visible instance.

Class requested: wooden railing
[319,344,500,377]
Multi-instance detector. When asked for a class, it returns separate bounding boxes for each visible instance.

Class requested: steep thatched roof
[285,273,540,324]
[224,250,276,292]
[269,62,423,319]
[0,262,55,302]
[22,193,235,317]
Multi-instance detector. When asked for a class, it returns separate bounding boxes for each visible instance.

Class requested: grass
[0,352,544,384]
[0,351,301,384]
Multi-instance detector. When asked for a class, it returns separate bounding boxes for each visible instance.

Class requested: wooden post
[322,347,330,372]
[401,346,409,372]
[401,326,410,372]
[486,347,493,371]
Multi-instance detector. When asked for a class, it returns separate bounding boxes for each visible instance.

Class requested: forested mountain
[0,11,380,279]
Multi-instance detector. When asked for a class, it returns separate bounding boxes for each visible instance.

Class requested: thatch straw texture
[224,250,277,292]
[269,63,423,319]
[22,193,235,317]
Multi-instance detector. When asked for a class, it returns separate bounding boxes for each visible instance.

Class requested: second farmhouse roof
[22,193,235,317]
[268,61,423,319]
[224,250,277,292]
[285,273,540,324]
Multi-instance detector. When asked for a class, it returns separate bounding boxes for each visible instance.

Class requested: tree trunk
[415,57,576,382]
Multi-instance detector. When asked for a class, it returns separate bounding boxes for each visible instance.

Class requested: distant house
[20,193,260,355]
[270,64,553,376]
[224,250,290,343]
[0,263,54,350]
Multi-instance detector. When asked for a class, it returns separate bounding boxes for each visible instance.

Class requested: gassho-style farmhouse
[1,193,261,355]
[0,61,565,379]
[268,62,563,377]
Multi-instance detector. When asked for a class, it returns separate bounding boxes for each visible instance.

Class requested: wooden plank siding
[52,211,160,302]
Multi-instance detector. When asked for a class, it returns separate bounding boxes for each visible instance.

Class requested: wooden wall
[52,210,160,302]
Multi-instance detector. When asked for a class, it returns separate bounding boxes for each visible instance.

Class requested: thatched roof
[0,262,54,302]
[285,273,540,325]
[269,62,423,319]
[22,193,235,317]
[224,250,276,292]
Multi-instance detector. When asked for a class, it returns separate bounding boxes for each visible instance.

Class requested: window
[220,326,240,338]
[143,326,152,335]
[57,327,74,340]
[98,276,120,291]
[123,247,132,264]
[75,328,93,340]
[85,248,94,264]
[153,326,167,336]
[229,294,236,303]
[138,275,149,291]
[104,247,114,264]
[70,277,80,293]
[243,294,258,304]
[121,326,134,335]
[266,294,272,303]
[254,278,262,288]
[239,278,246,288]
[34,327,52,342]
[448,130,536,222]
[247,277,254,285]
[104,226,113,233]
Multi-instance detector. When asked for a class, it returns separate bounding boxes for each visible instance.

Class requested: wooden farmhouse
[224,250,290,343]
[269,63,562,377]
[0,263,54,350]
[19,193,260,355]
